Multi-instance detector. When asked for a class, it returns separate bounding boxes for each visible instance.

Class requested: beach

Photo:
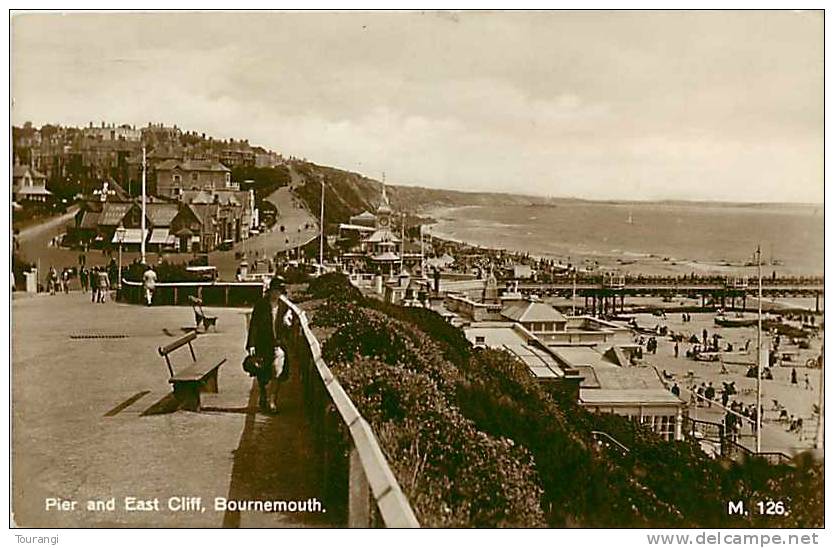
[424,201,824,278]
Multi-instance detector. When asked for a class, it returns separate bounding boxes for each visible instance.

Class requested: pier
[515,279,824,314]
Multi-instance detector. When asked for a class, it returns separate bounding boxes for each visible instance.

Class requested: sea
[426,201,824,277]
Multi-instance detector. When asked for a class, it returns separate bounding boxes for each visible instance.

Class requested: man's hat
[268,276,286,292]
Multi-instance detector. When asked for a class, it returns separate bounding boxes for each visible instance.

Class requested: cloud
[11,11,823,203]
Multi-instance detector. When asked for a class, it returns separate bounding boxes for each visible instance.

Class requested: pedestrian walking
[79,267,88,293]
[91,267,100,303]
[705,382,715,408]
[48,266,57,295]
[61,269,70,293]
[143,265,157,307]
[671,383,680,397]
[245,277,292,413]
[791,368,798,385]
[804,373,811,390]
[674,341,679,358]
[97,268,110,303]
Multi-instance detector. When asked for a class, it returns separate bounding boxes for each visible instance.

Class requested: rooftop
[501,301,566,323]
[156,159,231,172]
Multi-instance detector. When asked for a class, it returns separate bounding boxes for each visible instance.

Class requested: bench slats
[170,358,227,382]
[159,331,198,356]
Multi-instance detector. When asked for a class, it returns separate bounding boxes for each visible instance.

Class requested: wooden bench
[188,296,218,332]
[158,331,227,411]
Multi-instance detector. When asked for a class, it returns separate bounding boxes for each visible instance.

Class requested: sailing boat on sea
[626,208,634,225]
[770,243,783,266]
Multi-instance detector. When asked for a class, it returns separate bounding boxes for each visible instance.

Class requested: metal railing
[120,279,264,306]
[280,295,420,528]
[590,430,630,455]
[682,416,792,465]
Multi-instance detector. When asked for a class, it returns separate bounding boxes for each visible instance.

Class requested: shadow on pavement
[221,372,339,528]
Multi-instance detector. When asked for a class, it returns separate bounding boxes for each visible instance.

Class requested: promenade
[12,292,336,528]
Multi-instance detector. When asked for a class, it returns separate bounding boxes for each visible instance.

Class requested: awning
[111,228,145,244]
[149,228,176,245]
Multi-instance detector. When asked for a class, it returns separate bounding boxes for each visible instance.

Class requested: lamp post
[116,224,127,290]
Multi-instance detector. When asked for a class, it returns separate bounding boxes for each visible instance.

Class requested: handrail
[122,279,263,287]
[590,430,630,454]
[280,295,420,528]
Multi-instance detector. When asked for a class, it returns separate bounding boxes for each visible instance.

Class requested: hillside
[290,160,543,226]
[301,273,823,528]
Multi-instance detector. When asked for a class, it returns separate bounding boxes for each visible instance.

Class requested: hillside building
[12,165,51,204]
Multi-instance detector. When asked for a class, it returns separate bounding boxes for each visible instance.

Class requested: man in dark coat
[246,276,288,413]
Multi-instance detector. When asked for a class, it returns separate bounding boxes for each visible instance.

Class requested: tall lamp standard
[115,224,127,290]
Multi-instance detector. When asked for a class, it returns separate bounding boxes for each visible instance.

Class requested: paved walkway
[12,292,338,527]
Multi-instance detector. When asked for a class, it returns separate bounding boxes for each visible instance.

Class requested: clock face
[379,216,389,227]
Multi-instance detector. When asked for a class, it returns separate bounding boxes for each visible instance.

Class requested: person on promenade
[97,267,110,303]
[48,266,57,295]
[791,368,798,385]
[143,265,157,307]
[245,277,291,413]
[90,267,99,303]
[804,373,811,390]
[671,383,680,397]
[61,268,70,293]
[705,382,715,408]
[79,267,88,293]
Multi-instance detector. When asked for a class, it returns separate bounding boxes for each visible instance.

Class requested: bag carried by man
[242,347,289,382]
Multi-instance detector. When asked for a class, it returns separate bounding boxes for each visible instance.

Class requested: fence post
[347,447,371,527]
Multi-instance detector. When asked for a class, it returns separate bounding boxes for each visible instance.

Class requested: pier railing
[279,295,420,528]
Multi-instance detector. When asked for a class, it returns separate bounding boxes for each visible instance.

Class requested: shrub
[309,273,824,528]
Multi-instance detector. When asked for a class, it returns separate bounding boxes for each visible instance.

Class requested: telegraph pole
[756,245,762,453]
[420,224,425,277]
[141,146,147,264]
[400,213,405,275]
[319,178,325,274]
[816,348,824,449]
[572,268,577,316]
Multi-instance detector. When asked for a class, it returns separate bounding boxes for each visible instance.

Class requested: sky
[11,11,823,203]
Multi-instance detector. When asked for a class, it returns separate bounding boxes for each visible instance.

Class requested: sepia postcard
[8,9,825,540]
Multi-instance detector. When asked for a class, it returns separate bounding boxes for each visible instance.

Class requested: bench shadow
[104,390,151,417]
[140,392,182,416]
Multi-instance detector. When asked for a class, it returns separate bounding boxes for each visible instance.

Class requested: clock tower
[375,179,392,229]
